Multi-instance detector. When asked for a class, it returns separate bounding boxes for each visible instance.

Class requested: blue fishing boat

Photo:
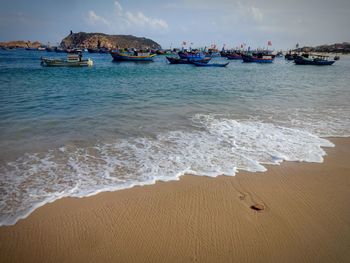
[193,62,229,67]
[111,50,156,61]
[178,51,206,61]
[294,55,335,65]
[242,53,274,63]
[166,56,211,64]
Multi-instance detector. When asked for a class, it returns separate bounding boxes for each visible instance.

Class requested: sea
[0,49,349,226]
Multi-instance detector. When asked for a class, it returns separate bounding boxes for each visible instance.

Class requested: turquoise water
[1,49,350,225]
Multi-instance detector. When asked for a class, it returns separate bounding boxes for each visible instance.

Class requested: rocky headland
[60,32,161,49]
[297,42,350,54]
[0,40,42,48]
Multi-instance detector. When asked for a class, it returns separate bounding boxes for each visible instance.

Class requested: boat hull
[41,58,93,67]
[166,56,211,64]
[242,55,274,63]
[226,54,242,60]
[294,58,335,65]
[193,62,229,67]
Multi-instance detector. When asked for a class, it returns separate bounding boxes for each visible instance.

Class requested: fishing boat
[242,53,274,63]
[45,47,56,52]
[193,62,229,67]
[111,50,156,61]
[178,51,206,61]
[226,52,242,60]
[166,56,211,64]
[294,54,335,65]
[55,47,66,53]
[87,48,99,53]
[285,51,298,60]
[41,54,93,67]
[99,48,110,54]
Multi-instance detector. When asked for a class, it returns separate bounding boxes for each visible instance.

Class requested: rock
[60,32,161,50]
[250,203,265,211]
[294,42,350,54]
[0,40,42,48]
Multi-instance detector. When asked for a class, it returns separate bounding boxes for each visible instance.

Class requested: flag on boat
[268,41,272,46]
[182,41,187,46]
[296,43,299,48]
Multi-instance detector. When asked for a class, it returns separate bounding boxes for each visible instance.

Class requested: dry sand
[0,138,349,263]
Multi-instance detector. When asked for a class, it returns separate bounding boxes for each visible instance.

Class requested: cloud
[115,1,123,16]
[251,6,263,22]
[87,11,110,26]
[114,1,168,30]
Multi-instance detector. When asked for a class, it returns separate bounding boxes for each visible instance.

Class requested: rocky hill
[0,40,42,48]
[60,32,161,49]
[298,42,350,53]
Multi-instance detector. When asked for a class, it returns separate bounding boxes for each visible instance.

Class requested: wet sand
[0,138,349,263]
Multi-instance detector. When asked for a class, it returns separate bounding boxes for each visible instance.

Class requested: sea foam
[0,115,334,226]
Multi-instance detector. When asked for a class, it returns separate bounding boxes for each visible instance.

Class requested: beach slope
[0,138,349,263]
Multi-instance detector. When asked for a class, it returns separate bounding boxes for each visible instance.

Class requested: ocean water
[0,49,349,226]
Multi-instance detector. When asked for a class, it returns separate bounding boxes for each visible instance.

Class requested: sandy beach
[0,137,349,263]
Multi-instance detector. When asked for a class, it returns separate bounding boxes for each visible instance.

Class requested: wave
[0,115,335,226]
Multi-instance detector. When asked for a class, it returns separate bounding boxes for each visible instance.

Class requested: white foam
[0,115,336,226]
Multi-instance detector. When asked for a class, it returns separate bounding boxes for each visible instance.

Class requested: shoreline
[0,134,338,227]
[0,137,349,262]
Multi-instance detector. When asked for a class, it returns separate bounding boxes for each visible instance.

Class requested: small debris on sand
[250,204,265,211]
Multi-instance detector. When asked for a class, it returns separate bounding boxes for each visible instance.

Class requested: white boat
[41,54,93,67]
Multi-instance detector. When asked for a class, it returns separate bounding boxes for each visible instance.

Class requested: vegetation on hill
[60,32,161,49]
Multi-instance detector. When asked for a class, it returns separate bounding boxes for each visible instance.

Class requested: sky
[0,0,349,49]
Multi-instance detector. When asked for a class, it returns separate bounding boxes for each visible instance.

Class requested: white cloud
[114,1,168,30]
[251,6,263,22]
[87,11,110,26]
[115,1,123,16]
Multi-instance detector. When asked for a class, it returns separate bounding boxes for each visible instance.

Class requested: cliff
[60,32,161,49]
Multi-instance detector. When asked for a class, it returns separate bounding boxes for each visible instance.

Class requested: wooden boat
[242,53,274,63]
[193,62,229,67]
[45,47,56,52]
[220,51,228,57]
[166,56,211,64]
[87,48,99,53]
[66,48,83,54]
[99,48,110,54]
[178,51,206,61]
[111,51,156,61]
[55,47,66,53]
[226,53,242,60]
[285,53,298,60]
[294,55,335,65]
[41,54,93,67]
